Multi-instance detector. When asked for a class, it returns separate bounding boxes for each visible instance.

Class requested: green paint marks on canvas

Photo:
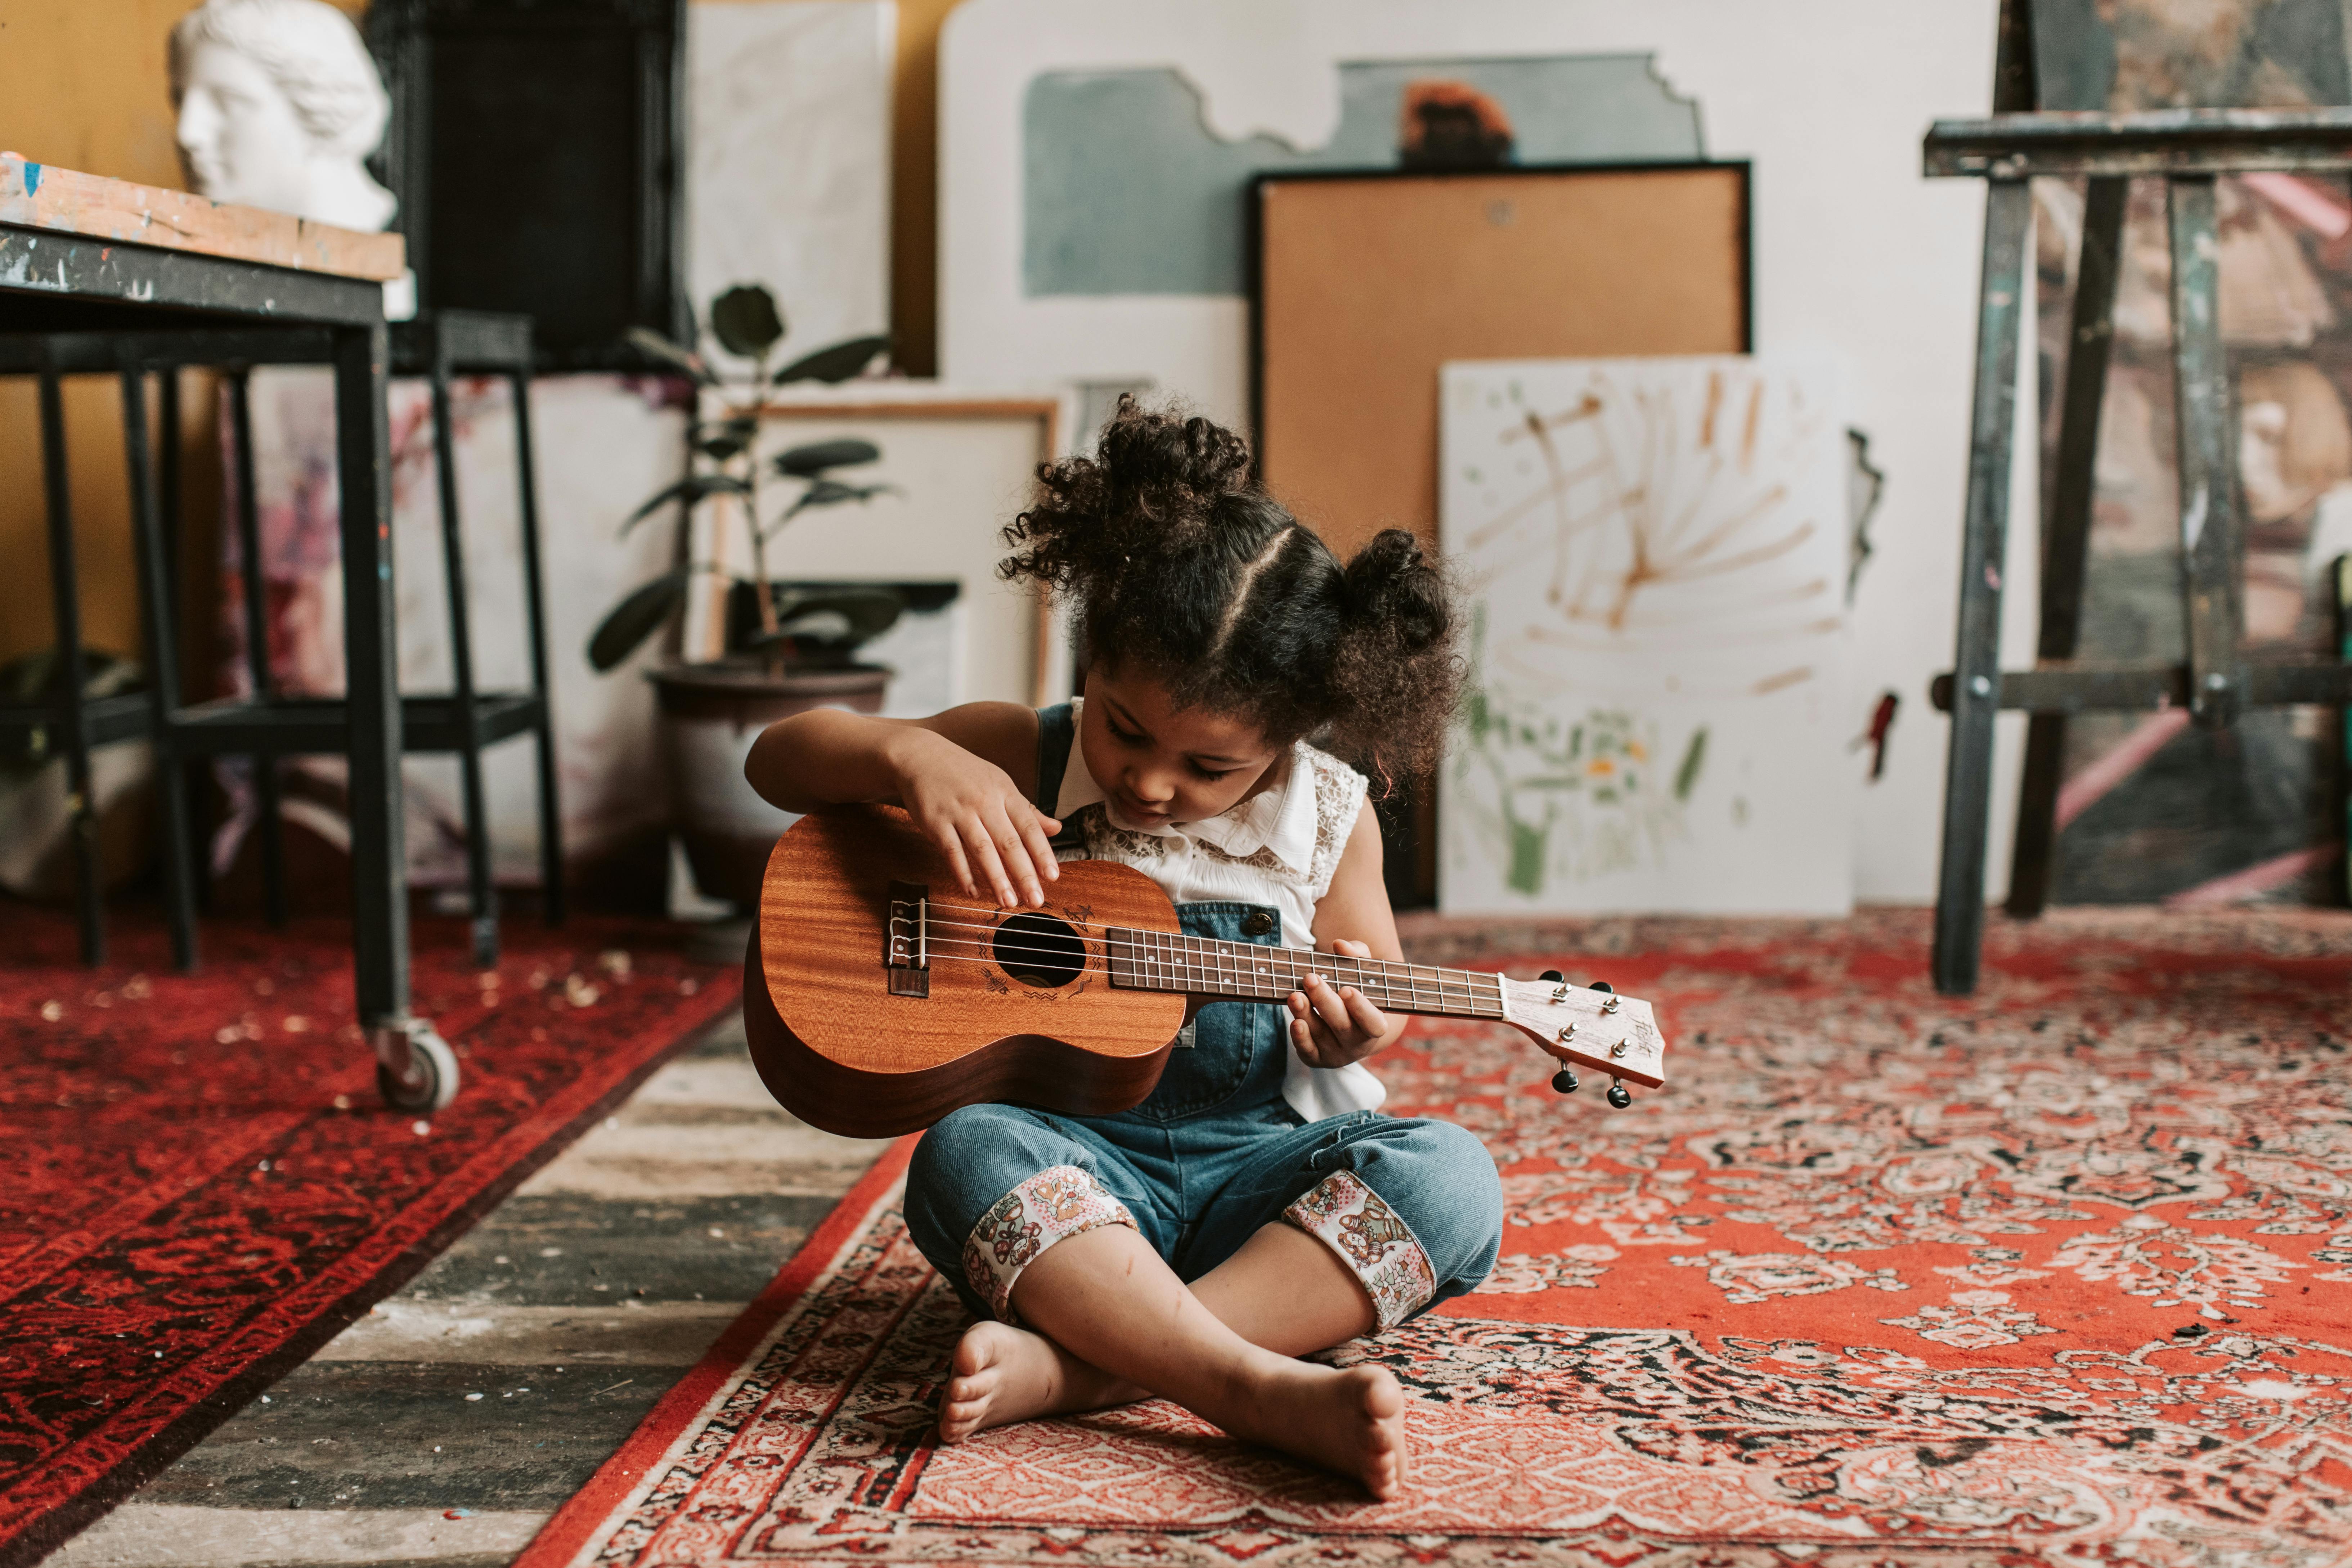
[1674,726,1707,801]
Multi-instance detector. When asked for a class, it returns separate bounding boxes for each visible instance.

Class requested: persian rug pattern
[522,912,2352,1567]
[0,911,740,1568]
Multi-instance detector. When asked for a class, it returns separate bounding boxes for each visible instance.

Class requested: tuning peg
[1539,970,1564,983]
[1589,980,1613,994]
[1550,1066,1579,1094]
[1607,1079,1632,1109]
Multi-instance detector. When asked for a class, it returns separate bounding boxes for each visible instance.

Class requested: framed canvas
[686,2,893,359]
[1251,161,1750,558]
[1439,354,1854,916]
[690,388,1074,708]
[370,0,691,368]
[1252,160,1749,902]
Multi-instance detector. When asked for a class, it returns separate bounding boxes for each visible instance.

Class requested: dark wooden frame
[369,0,689,369]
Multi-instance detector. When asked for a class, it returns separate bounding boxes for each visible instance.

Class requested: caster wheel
[377,1026,461,1112]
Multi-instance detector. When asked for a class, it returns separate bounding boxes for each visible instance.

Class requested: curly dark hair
[999,396,1460,781]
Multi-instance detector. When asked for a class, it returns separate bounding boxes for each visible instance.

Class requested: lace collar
[1053,698,1320,876]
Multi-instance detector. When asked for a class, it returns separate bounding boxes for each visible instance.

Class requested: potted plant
[591,284,895,909]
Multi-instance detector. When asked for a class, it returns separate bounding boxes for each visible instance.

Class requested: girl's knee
[1386,1120,1502,1281]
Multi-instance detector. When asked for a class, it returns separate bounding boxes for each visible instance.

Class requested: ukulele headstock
[1499,972,1667,1095]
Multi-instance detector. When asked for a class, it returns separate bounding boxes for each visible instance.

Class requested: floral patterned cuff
[1284,1170,1438,1331]
[963,1164,1137,1322]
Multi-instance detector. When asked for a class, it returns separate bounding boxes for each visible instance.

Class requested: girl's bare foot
[937,1320,1143,1442]
[1230,1361,1409,1500]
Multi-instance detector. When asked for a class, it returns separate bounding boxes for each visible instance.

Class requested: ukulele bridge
[885,881,930,998]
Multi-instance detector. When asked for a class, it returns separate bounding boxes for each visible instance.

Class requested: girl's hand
[890,729,1061,908]
[1286,939,1396,1069]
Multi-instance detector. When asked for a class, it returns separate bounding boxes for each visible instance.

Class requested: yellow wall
[0,0,957,674]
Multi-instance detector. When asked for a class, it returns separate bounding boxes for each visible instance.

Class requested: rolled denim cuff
[1284,1169,1438,1330]
[962,1164,1136,1322]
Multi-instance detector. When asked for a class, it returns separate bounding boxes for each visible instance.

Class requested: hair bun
[1096,395,1252,507]
[1341,529,1449,651]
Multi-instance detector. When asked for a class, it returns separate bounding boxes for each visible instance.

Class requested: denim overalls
[901,704,1503,1331]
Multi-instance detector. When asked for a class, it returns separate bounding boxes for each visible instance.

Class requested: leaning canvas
[1439,356,1853,915]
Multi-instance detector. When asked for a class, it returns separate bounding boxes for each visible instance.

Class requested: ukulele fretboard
[1104,927,1506,1020]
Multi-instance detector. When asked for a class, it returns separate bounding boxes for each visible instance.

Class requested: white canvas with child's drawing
[1439,356,1854,915]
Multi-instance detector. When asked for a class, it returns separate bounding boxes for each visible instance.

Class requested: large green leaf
[622,473,751,532]
[781,479,895,520]
[747,585,905,649]
[587,568,691,672]
[624,327,717,385]
[773,334,889,385]
[710,285,786,358]
[773,438,880,477]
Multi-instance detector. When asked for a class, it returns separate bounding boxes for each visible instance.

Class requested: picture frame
[690,388,1075,708]
[1250,160,1752,903]
[1250,160,1752,557]
[369,0,691,368]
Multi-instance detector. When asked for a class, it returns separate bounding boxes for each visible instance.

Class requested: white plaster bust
[170,0,396,234]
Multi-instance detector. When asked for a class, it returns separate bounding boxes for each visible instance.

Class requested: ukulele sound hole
[992,912,1087,988]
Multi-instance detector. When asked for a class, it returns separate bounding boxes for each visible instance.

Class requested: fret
[1099,926,1509,1020]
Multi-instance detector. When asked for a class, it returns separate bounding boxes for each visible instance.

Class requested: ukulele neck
[1103,927,1506,1020]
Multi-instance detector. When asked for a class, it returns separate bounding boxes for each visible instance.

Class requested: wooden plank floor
[49,1014,892,1568]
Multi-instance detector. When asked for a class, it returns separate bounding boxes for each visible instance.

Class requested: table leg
[227,369,290,926]
[1933,179,2032,996]
[509,370,565,927]
[122,370,199,972]
[428,354,499,969]
[39,367,105,966]
[334,320,458,1110]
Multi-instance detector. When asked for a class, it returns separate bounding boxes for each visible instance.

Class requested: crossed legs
[937,1218,1408,1498]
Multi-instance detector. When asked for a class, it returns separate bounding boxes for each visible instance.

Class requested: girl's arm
[1286,799,1409,1069]
[743,702,1063,908]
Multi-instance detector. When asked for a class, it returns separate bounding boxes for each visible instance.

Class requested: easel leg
[2009,176,2126,918]
[1933,179,2032,996]
[2168,175,2245,731]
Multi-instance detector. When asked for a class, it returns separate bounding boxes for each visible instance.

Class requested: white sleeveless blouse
[1050,698,1387,1122]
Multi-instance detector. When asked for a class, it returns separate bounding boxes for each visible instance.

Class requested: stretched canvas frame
[1251,161,1751,556]
[691,391,1071,708]
[1251,161,1750,901]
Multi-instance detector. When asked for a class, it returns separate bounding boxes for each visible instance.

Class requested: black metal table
[0,167,457,1109]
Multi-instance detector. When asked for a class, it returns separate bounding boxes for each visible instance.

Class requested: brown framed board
[1250,162,1752,557]
[1250,161,1752,906]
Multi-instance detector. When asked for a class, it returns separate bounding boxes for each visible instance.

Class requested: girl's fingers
[1002,809,1058,893]
[984,809,1041,906]
[1302,974,1355,1037]
[1017,808,1061,888]
[1341,986,1388,1038]
[962,818,1018,907]
[933,823,978,897]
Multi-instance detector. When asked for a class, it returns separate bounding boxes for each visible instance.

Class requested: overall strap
[1033,701,1077,818]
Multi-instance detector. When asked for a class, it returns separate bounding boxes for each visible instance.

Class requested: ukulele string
[897,902,1508,1010]
[892,915,1404,989]
[897,924,1497,1010]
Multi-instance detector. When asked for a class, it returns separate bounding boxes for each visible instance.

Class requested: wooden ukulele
[744,804,1668,1138]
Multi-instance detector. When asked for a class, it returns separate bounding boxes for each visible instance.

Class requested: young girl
[745,400,1502,1499]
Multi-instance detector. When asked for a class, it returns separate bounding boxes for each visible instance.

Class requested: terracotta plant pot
[648,660,889,907]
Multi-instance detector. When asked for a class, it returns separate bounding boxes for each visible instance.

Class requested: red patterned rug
[0,906,741,1568]
[515,908,2352,1568]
